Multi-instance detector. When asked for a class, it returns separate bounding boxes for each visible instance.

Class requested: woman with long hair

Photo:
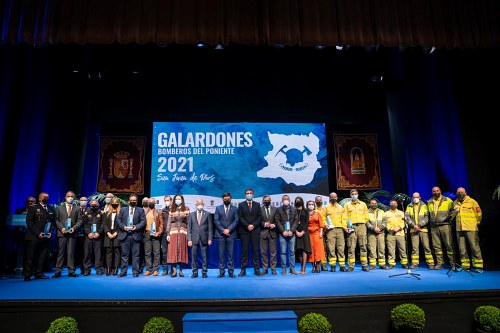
[294,196,312,274]
[166,194,190,277]
[103,197,121,275]
[307,199,326,273]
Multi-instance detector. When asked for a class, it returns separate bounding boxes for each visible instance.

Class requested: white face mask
[175,199,182,206]
[105,198,112,204]
[197,205,203,211]
[164,201,171,207]
[80,200,87,207]
[283,200,290,206]
[413,198,420,204]
[307,205,315,211]
[66,197,74,204]
[351,195,358,200]
[245,194,253,200]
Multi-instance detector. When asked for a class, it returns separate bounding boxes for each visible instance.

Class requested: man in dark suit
[53,191,83,278]
[117,194,146,277]
[237,188,263,276]
[214,192,239,278]
[188,198,213,278]
[23,192,56,281]
[260,195,278,275]
[15,196,36,214]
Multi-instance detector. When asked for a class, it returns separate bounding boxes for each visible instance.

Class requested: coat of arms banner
[334,134,382,190]
[97,136,146,194]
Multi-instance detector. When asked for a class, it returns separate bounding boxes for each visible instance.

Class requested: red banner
[334,134,382,190]
[97,136,146,194]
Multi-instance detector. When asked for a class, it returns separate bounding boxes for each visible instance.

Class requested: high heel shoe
[170,266,177,278]
[179,269,184,277]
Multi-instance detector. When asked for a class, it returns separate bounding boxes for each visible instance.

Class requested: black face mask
[315,201,322,207]
[129,202,137,207]
[148,203,155,209]
[91,206,99,211]
[42,198,49,204]
[263,201,271,207]
[295,202,302,207]
[223,200,231,206]
[111,204,119,209]
[330,199,337,204]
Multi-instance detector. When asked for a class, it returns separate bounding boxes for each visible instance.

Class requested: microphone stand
[390,197,421,280]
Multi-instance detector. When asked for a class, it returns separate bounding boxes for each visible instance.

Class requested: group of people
[21,185,484,281]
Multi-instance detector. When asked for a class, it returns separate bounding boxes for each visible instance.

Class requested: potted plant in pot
[298,312,332,333]
[143,316,175,333]
[46,316,79,333]
[473,305,500,332]
[391,303,425,332]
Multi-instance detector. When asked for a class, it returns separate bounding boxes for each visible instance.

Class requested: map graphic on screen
[151,122,329,212]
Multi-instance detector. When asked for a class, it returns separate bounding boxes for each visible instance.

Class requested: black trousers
[24,238,50,277]
[55,236,77,273]
[240,230,260,269]
[83,237,103,273]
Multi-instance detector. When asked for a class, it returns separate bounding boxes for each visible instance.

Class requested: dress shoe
[330,266,336,272]
[23,276,31,282]
[369,266,376,271]
[133,273,139,277]
[118,272,127,278]
[191,272,198,278]
[112,268,118,276]
[170,267,177,278]
[402,264,409,269]
[35,274,49,279]
[96,270,104,276]
[228,272,235,278]
[217,272,225,278]
[143,271,152,276]
[68,272,78,277]
[161,270,168,276]
[52,272,61,278]
[380,265,388,270]
[281,269,287,275]
[254,269,262,276]
[340,266,346,272]
[178,270,184,277]
[347,266,354,272]
[271,269,277,275]
[261,269,269,275]
[153,270,158,276]
[105,268,110,276]
[202,273,208,278]
[238,269,246,277]
[362,266,369,272]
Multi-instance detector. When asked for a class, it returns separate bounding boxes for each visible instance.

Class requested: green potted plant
[298,312,332,333]
[143,316,175,333]
[46,316,79,333]
[391,303,425,332]
[474,305,500,332]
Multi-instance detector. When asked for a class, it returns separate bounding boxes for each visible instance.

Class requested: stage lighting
[315,45,326,50]
[335,45,343,51]
[215,43,225,50]
[423,46,436,54]
[274,44,285,49]
[196,42,207,48]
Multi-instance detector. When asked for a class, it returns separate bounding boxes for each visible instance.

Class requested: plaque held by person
[150,221,156,236]
[347,218,354,233]
[91,223,97,234]
[326,216,333,229]
[285,221,290,232]
[43,222,52,238]
[65,218,72,230]
[127,214,133,230]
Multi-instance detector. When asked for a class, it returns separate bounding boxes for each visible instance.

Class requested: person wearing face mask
[15,196,36,214]
[384,199,408,269]
[137,196,150,274]
[53,191,83,278]
[342,189,369,272]
[214,192,239,278]
[427,186,456,270]
[314,196,328,271]
[187,198,213,278]
[307,199,325,273]
[103,193,114,214]
[294,196,312,274]
[142,197,164,276]
[23,192,56,281]
[75,197,89,273]
[324,192,346,272]
[165,194,190,277]
[160,195,172,276]
[117,194,146,277]
[367,198,388,270]
[103,197,122,275]
[453,187,483,273]
[259,195,278,275]
[275,194,299,275]
[82,200,105,276]
[404,192,434,270]
[237,188,263,277]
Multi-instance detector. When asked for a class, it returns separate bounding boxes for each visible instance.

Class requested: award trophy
[285,221,290,232]
[65,218,72,230]
[91,223,97,234]
[127,215,133,229]
[326,216,333,229]
[43,222,52,238]
[347,218,354,233]
[150,221,156,236]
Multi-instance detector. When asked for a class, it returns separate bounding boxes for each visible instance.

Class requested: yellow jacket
[325,203,345,228]
[453,196,482,231]
[342,200,369,226]
[385,209,405,236]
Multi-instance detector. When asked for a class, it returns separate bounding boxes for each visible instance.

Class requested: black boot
[179,264,184,277]
[105,267,110,276]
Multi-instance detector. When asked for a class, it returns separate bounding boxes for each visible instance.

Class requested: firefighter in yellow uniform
[385,199,408,269]
[324,192,346,272]
[342,189,369,272]
[366,198,388,270]
[453,187,483,273]
[405,192,435,269]
[314,196,329,271]
[427,186,457,270]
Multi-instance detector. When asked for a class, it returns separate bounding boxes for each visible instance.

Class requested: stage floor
[1,263,499,301]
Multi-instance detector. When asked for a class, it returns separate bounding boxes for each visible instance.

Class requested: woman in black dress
[294,196,312,274]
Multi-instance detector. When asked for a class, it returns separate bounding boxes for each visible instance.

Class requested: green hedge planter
[46,316,79,333]
[298,312,332,333]
[391,303,425,332]
[142,316,175,333]
[474,305,500,332]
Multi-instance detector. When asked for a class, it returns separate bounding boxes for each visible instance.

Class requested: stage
[1,263,499,332]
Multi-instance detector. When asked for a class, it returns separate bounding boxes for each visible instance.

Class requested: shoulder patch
[476,207,481,212]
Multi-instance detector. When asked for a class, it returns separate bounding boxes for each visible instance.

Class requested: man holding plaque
[324,192,346,272]
[260,195,278,275]
[188,198,213,278]
[214,192,239,278]
[23,192,56,281]
[117,194,146,277]
[143,197,163,276]
[53,191,83,278]
[274,194,299,275]
[82,200,104,276]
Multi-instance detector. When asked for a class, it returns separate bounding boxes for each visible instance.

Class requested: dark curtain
[1,0,499,47]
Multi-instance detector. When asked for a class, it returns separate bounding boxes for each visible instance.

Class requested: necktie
[225,206,229,219]
[266,208,270,219]
[130,208,134,216]
[197,211,201,224]
[67,204,72,216]
[248,201,252,210]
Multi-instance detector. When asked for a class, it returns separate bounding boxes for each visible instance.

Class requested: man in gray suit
[214,192,239,278]
[53,191,83,278]
[188,198,213,278]
[260,195,278,275]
